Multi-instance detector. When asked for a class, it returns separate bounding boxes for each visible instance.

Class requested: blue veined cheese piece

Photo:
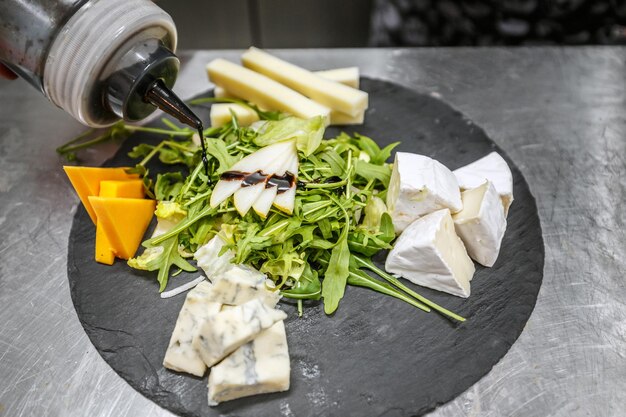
[386,153,462,234]
[192,298,287,367]
[194,235,235,281]
[206,265,281,307]
[208,321,290,406]
[163,281,222,376]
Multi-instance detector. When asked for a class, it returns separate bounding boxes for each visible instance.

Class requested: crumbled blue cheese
[194,235,234,281]
[208,321,290,406]
[162,281,222,376]
[206,265,281,307]
[192,298,287,367]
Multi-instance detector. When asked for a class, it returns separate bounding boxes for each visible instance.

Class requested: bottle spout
[144,78,202,130]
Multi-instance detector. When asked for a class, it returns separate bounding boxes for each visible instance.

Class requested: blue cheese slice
[386,152,462,233]
[385,209,475,298]
[162,281,222,376]
[453,181,507,267]
[194,235,234,281]
[207,265,281,307]
[453,152,514,215]
[192,298,287,367]
[207,321,290,406]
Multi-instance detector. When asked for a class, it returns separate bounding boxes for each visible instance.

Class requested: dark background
[157,0,626,49]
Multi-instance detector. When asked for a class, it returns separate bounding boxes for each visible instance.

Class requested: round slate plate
[68,78,544,417]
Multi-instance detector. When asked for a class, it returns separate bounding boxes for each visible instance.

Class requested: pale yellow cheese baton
[330,109,365,125]
[314,67,360,89]
[241,47,367,117]
[210,103,260,128]
[206,58,330,125]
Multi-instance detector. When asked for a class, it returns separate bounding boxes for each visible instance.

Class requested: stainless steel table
[1,47,624,417]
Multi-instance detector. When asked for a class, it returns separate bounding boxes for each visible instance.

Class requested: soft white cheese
[386,152,462,233]
[210,103,260,128]
[385,209,475,298]
[453,152,514,215]
[194,235,234,281]
[162,281,222,377]
[207,321,290,406]
[206,264,281,307]
[192,298,287,367]
[453,181,507,267]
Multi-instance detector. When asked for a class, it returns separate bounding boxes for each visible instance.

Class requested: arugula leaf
[155,173,184,201]
[355,160,392,185]
[321,236,350,314]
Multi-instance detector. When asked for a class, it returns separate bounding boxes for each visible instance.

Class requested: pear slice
[252,187,278,219]
[273,153,298,214]
[209,140,296,208]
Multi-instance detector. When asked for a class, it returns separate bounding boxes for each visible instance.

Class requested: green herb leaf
[254,116,325,156]
[321,236,350,314]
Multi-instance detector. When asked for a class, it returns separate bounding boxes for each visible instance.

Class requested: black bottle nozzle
[144,78,203,130]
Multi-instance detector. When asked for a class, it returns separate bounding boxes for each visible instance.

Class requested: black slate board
[67,78,544,417]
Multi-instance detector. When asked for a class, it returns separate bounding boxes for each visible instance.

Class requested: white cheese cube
[194,235,234,281]
[453,152,514,215]
[386,152,462,233]
[207,265,281,307]
[192,298,287,367]
[385,209,475,298]
[162,281,222,376]
[210,103,260,128]
[241,47,368,117]
[453,181,507,267]
[213,86,236,99]
[208,321,290,406]
[206,58,330,125]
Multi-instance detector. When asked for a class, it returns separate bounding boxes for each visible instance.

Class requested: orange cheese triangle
[95,180,146,265]
[89,196,156,260]
[63,166,138,224]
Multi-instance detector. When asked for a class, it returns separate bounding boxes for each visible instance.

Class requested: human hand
[0,63,17,80]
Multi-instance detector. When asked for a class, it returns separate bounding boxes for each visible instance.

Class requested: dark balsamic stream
[144,79,210,178]
[220,170,296,194]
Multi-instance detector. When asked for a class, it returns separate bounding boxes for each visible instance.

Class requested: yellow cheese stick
[314,67,360,89]
[241,47,367,117]
[216,68,358,98]
[330,109,365,125]
[207,58,330,125]
[210,103,260,128]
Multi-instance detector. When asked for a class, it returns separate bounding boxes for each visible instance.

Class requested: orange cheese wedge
[95,180,146,265]
[89,196,155,260]
[63,166,138,224]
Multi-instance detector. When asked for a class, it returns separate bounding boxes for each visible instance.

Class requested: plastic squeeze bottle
[0,0,202,130]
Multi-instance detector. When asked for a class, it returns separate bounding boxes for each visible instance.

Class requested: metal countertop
[0,47,624,417]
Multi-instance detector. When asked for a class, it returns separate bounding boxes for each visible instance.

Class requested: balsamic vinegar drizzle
[220,170,296,194]
[197,126,209,179]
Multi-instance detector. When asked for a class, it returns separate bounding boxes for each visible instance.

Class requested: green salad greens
[60,102,465,322]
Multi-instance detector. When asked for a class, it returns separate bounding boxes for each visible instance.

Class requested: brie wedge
[453,181,507,267]
[194,235,234,281]
[207,321,290,406]
[162,281,222,376]
[192,298,287,367]
[386,152,463,233]
[385,209,475,298]
[207,264,281,307]
[210,103,260,128]
[453,152,514,215]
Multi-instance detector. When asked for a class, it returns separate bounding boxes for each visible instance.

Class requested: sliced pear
[234,183,266,216]
[273,154,298,214]
[252,187,278,218]
[210,140,297,209]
